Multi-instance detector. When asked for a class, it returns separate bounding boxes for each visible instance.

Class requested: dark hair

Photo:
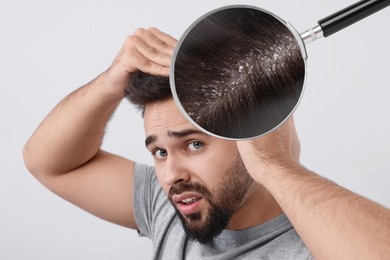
[126,7,305,138]
[173,7,305,138]
[125,71,171,115]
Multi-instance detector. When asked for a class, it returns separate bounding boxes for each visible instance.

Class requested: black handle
[318,0,390,37]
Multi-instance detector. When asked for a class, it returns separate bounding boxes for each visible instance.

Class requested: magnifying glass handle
[302,0,390,44]
[319,0,390,37]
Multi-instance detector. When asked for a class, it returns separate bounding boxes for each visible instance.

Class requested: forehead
[144,98,195,136]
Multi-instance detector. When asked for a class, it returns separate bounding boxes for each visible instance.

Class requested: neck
[226,182,283,230]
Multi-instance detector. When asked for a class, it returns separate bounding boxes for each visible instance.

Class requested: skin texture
[23,27,390,259]
[23,27,176,229]
[144,98,281,242]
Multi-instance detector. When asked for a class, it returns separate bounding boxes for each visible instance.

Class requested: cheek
[206,144,239,169]
[190,149,238,185]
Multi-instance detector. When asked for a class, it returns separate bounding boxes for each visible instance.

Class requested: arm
[23,28,176,229]
[237,117,390,259]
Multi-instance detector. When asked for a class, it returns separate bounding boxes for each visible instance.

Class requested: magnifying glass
[170,0,390,140]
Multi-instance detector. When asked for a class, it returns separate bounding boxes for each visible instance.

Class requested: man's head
[124,6,303,241]
[142,98,254,243]
[126,74,258,243]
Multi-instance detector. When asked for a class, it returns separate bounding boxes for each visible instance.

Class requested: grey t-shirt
[133,162,312,259]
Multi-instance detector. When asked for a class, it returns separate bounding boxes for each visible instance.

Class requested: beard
[168,156,253,244]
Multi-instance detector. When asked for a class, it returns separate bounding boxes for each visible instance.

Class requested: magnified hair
[173,7,305,139]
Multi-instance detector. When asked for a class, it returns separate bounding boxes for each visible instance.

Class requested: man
[23,28,390,259]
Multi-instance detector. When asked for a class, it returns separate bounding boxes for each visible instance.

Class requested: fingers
[133,28,177,68]
[120,27,177,76]
[131,34,172,68]
[147,27,178,48]
[106,27,175,93]
[134,28,176,56]
[130,47,170,76]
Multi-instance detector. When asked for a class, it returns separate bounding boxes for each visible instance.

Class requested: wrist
[98,65,130,100]
[249,159,302,184]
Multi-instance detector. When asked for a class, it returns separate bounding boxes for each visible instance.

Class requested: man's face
[144,98,254,243]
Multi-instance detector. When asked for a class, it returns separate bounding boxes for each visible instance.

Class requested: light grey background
[1,0,389,259]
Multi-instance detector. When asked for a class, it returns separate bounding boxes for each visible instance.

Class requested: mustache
[168,181,212,200]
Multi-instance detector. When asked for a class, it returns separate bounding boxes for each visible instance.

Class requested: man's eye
[153,149,168,159]
[187,141,204,151]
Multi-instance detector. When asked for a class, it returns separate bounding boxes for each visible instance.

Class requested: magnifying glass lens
[171,6,306,139]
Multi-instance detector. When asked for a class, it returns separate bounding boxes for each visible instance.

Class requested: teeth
[181,197,197,204]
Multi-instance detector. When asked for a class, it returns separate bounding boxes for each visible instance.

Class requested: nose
[163,155,190,186]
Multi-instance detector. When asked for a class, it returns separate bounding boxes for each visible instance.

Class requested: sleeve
[132,162,164,238]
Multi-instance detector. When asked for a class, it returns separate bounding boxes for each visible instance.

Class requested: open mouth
[180,197,200,205]
[172,193,203,215]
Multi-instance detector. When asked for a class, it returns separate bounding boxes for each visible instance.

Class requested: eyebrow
[145,129,206,148]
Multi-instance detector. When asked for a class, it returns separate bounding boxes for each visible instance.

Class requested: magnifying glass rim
[170,4,308,140]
